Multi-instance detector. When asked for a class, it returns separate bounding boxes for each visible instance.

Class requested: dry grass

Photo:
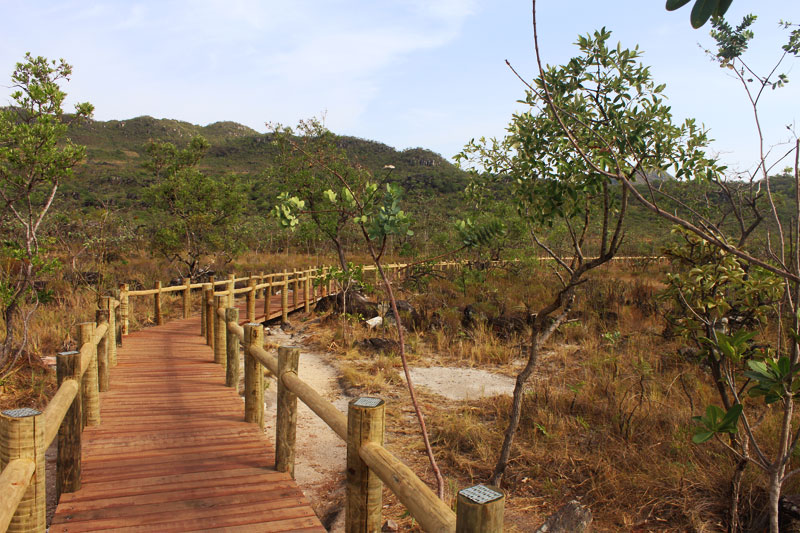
[309,259,793,531]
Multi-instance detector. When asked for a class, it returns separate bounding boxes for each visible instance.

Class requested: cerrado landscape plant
[0,53,93,379]
[526,2,799,529]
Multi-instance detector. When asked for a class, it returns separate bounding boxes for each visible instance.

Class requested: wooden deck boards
[51,293,326,532]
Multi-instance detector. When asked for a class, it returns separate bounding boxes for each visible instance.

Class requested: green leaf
[665,0,691,11]
[690,0,718,29]
[714,0,732,16]
[692,430,714,444]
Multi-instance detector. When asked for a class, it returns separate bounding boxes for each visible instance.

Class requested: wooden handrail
[0,296,117,532]
[0,458,36,532]
[42,380,79,448]
[219,310,462,531]
[360,441,456,533]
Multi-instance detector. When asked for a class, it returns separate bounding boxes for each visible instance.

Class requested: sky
[1,1,798,175]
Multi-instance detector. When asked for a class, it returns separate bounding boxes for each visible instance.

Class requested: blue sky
[1,1,797,175]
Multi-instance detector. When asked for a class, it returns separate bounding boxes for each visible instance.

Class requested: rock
[360,337,400,353]
[382,519,399,532]
[365,316,383,329]
[315,291,379,318]
[534,500,592,533]
[281,321,293,332]
[264,327,273,336]
[781,494,800,532]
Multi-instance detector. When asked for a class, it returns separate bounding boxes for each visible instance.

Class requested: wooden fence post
[292,268,299,310]
[78,322,100,427]
[281,271,289,323]
[257,271,265,298]
[227,274,235,307]
[56,350,82,498]
[200,285,207,337]
[214,296,226,368]
[243,323,265,429]
[346,397,385,533]
[95,309,109,393]
[455,485,505,532]
[204,284,213,346]
[154,280,163,326]
[276,346,300,477]
[0,408,46,532]
[247,279,256,323]
[225,308,240,389]
[304,273,311,313]
[119,283,129,335]
[102,296,117,367]
[182,277,192,319]
[264,280,272,320]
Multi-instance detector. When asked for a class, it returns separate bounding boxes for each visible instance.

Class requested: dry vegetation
[303,259,798,531]
[5,252,798,531]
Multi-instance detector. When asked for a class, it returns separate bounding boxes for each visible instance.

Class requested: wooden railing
[0,261,508,533]
[0,296,118,532]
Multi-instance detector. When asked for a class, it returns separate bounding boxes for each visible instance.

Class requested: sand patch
[407,366,515,401]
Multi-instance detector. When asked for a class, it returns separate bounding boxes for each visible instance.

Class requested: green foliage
[691,403,742,443]
[663,227,782,338]
[455,218,506,249]
[744,357,799,404]
[458,28,719,238]
[145,137,245,276]
[0,53,92,372]
[666,0,733,29]
[272,119,414,267]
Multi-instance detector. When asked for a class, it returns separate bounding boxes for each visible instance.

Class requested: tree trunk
[491,327,540,485]
[769,468,782,533]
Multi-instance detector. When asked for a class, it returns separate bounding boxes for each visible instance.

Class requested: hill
[63,116,469,211]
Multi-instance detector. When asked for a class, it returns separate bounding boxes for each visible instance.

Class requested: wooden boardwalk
[50,292,326,532]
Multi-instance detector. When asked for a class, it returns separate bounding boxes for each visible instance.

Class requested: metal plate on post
[58,351,80,356]
[3,407,41,418]
[354,397,383,408]
[460,484,503,504]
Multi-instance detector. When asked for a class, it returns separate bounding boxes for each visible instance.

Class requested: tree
[273,121,455,499]
[458,24,721,485]
[0,53,93,377]
[271,118,371,271]
[145,136,246,278]
[528,2,799,529]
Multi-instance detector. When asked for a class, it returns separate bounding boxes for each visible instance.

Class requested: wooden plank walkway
[50,291,326,532]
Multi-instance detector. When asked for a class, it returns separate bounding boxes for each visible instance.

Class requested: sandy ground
[263,327,350,531]
[406,366,516,401]
[266,326,518,531]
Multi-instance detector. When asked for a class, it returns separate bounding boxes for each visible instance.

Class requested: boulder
[534,500,592,533]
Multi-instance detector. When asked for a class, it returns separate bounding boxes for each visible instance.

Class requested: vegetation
[0,54,92,378]
[3,5,800,530]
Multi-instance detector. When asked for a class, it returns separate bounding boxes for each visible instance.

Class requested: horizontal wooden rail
[0,296,118,532]
[282,371,348,441]
[218,308,472,531]
[360,441,455,533]
[42,380,79,448]
[0,458,36,532]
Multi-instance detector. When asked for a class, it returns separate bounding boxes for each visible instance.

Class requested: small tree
[458,25,721,485]
[0,54,93,377]
[270,118,370,271]
[273,121,456,499]
[528,2,799,529]
[145,137,246,278]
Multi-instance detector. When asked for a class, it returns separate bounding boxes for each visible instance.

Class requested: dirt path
[264,327,350,531]
[264,327,519,531]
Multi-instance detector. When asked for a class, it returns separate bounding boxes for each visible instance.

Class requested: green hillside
[63,116,468,212]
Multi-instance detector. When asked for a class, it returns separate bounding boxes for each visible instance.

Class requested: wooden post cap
[456,484,505,533]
